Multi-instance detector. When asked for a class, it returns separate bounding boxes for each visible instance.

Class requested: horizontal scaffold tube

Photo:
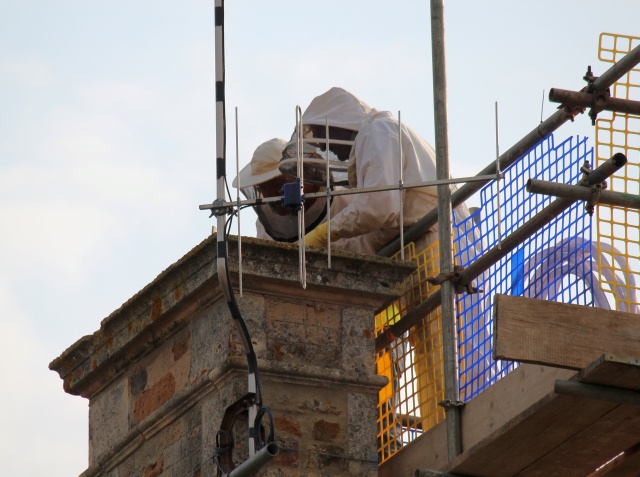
[527,179,640,210]
[554,380,640,406]
[549,88,640,116]
[226,443,279,477]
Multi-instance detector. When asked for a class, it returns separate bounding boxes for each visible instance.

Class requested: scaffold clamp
[427,265,479,294]
[582,65,611,125]
[207,198,233,218]
[438,399,465,409]
[585,184,603,216]
[578,160,608,216]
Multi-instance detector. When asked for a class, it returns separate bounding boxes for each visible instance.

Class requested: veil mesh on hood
[279,87,376,185]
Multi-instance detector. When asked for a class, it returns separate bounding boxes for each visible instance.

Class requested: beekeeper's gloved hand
[304,222,340,248]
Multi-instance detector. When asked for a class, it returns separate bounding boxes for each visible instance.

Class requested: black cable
[214,428,234,477]
[225,212,234,236]
[222,213,263,405]
[254,406,275,451]
[226,177,239,206]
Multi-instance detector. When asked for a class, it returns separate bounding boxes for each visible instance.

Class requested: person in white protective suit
[233,137,353,242]
[278,86,442,254]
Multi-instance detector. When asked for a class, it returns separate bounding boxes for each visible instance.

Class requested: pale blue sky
[1,1,638,475]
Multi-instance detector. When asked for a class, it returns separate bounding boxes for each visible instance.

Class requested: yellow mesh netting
[375,240,445,463]
[595,33,640,313]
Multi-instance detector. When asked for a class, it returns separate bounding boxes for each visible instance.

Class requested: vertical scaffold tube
[430,0,462,460]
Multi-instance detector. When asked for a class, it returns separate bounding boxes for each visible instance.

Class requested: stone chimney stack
[50,236,413,476]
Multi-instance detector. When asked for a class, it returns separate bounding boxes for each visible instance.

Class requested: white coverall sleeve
[329,122,402,239]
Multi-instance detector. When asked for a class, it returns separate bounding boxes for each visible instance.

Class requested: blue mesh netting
[453,134,595,401]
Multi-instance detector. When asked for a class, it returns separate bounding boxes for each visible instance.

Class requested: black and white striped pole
[214,0,229,301]
[214,0,261,461]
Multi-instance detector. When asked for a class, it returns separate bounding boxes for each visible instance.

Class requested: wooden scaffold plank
[493,294,640,369]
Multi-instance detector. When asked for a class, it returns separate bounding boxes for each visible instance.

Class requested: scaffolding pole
[430,0,462,460]
[554,380,640,406]
[527,176,640,210]
[593,44,640,89]
[549,88,640,116]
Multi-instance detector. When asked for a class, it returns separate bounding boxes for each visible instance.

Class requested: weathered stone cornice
[50,235,414,399]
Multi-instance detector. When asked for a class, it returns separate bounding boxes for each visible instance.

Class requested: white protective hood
[279,87,378,185]
[300,87,375,132]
